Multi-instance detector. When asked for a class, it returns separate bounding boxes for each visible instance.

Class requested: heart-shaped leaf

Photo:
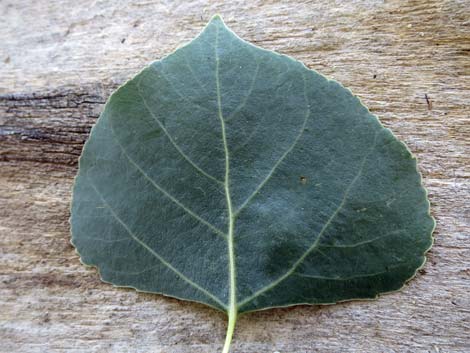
[71,16,434,352]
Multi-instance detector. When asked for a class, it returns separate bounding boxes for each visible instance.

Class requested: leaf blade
[71,15,434,322]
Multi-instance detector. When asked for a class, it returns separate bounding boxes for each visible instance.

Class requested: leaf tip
[211,14,223,21]
[209,14,226,26]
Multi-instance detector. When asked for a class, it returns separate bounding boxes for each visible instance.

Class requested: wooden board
[1,0,469,352]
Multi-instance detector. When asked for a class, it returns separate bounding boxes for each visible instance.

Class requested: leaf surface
[71,15,434,350]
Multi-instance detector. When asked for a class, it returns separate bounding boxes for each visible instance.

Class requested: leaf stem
[222,306,237,353]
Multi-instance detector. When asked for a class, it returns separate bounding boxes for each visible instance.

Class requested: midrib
[215,22,238,353]
[217,64,237,329]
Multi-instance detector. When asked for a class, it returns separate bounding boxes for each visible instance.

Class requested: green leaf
[71,15,434,352]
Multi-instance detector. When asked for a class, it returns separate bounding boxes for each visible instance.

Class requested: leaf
[71,15,434,352]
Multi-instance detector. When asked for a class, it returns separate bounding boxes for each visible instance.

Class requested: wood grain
[1,0,469,352]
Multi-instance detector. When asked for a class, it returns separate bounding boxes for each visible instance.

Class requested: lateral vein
[136,80,223,185]
[225,59,260,122]
[319,229,404,249]
[238,130,379,308]
[150,65,213,113]
[234,73,310,216]
[88,180,226,309]
[182,52,211,96]
[294,264,403,281]
[108,125,227,239]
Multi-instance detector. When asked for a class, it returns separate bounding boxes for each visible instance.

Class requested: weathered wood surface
[1,0,469,352]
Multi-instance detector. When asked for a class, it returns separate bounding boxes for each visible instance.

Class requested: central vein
[214,23,237,353]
